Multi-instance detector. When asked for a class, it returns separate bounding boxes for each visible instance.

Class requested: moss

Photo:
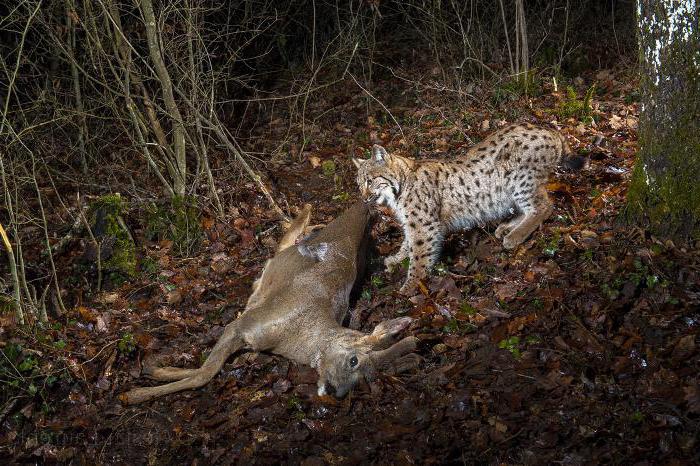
[90,194,137,279]
[145,195,202,257]
[625,119,700,239]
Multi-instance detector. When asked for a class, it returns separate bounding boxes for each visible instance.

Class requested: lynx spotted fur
[353,123,584,293]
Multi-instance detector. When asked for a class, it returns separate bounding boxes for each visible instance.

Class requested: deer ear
[352,157,365,168]
[372,316,412,337]
[372,145,389,162]
[362,317,413,348]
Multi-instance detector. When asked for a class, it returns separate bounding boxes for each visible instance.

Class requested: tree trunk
[626,1,700,239]
[139,0,187,197]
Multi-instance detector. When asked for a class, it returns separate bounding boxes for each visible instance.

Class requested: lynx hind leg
[503,185,553,249]
[278,204,312,251]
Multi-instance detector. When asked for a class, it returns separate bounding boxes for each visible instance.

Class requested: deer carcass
[121,201,417,404]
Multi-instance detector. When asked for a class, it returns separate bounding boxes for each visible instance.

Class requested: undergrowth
[145,195,202,257]
[557,85,596,123]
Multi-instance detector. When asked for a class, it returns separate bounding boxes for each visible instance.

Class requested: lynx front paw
[502,233,524,250]
[494,223,511,239]
[399,278,422,296]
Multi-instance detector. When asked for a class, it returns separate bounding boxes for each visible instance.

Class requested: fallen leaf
[609,114,624,130]
[672,335,696,361]
[684,384,700,413]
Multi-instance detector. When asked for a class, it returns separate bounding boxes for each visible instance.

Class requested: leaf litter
[1,67,698,464]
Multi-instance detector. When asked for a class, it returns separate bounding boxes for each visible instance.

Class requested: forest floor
[1,64,699,465]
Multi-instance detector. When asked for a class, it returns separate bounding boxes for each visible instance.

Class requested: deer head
[316,317,417,397]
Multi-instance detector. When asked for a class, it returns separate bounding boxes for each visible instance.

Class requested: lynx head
[353,145,413,207]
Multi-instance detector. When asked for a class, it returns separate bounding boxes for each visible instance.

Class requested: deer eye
[349,356,358,367]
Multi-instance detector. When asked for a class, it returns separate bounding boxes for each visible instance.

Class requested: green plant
[141,256,159,277]
[321,160,336,176]
[493,70,541,104]
[286,394,306,419]
[370,275,384,288]
[628,258,661,289]
[18,355,39,373]
[601,276,624,300]
[624,91,641,104]
[472,272,486,286]
[0,294,16,315]
[118,332,136,355]
[599,258,663,300]
[458,301,478,317]
[581,249,594,262]
[630,411,645,424]
[542,230,561,256]
[498,336,521,358]
[332,192,350,202]
[525,335,541,345]
[1,341,66,411]
[443,318,476,335]
[557,85,596,123]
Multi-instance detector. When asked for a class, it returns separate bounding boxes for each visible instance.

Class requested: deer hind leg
[277,204,312,251]
[503,185,553,249]
[121,322,244,404]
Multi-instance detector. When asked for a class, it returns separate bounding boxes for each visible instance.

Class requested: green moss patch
[624,8,699,241]
[145,195,202,257]
[89,194,137,281]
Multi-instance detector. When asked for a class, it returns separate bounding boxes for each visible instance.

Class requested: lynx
[353,123,585,293]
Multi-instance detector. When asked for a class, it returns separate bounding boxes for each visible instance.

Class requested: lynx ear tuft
[372,145,388,162]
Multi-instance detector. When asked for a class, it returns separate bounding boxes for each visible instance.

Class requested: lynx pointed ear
[372,144,388,162]
[352,157,365,168]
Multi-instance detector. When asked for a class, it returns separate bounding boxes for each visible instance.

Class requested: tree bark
[626,1,700,239]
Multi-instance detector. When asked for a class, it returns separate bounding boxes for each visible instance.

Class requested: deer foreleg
[121,322,245,404]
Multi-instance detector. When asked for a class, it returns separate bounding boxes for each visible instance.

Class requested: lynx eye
[349,356,359,367]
